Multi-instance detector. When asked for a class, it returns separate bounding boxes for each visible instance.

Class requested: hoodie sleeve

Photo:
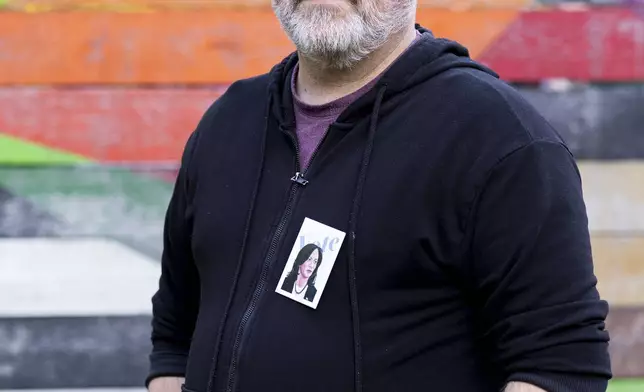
[467,140,611,391]
[146,130,201,386]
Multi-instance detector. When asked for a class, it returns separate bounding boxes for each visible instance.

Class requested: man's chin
[299,48,359,70]
[296,0,352,15]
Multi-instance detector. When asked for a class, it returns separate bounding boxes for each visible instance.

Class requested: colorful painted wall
[2,4,644,161]
[0,1,643,390]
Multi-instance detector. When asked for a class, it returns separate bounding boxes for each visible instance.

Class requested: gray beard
[274,1,414,70]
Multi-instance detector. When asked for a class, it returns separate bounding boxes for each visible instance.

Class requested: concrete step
[0,238,158,389]
[0,316,151,389]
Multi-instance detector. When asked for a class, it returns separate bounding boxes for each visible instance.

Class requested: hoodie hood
[268,24,499,130]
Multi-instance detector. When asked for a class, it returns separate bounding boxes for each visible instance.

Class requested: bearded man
[146,1,611,391]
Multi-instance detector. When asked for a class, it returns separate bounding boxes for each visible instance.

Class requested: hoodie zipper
[224,129,329,392]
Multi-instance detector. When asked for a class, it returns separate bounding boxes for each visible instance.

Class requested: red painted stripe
[479,8,644,82]
[0,88,226,162]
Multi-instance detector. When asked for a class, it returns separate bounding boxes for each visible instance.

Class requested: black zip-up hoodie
[148,26,611,392]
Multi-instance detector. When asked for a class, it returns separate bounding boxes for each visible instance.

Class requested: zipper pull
[291,172,309,186]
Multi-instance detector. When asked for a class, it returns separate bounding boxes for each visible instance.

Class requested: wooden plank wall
[0,0,534,11]
[0,9,520,85]
[0,1,642,377]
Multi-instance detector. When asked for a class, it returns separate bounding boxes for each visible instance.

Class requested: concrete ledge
[0,316,151,389]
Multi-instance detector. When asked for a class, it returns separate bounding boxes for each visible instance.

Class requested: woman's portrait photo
[280,243,323,302]
[275,217,346,309]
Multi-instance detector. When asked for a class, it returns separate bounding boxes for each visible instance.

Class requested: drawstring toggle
[291,172,309,186]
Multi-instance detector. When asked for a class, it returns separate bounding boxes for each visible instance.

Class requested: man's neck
[296,24,417,106]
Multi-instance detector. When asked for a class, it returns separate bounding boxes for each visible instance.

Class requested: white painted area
[579,162,644,233]
[0,238,160,317]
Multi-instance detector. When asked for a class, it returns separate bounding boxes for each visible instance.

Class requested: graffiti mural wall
[0,1,642,390]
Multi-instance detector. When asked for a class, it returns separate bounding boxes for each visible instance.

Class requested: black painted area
[0,187,63,237]
[0,315,152,389]
[517,84,644,159]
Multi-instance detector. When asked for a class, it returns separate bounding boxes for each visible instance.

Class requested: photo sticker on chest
[275,217,346,309]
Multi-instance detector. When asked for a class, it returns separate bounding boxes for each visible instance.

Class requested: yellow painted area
[593,237,644,307]
[609,379,644,392]
[0,133,89,164]
[577,162,644,306]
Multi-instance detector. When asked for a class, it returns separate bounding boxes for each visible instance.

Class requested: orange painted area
[0,0,273,12]
[417,9,519,58]
[0,88,226,161]
[418,0,530,10]
[0,0,530,12]
[0,11,293,85]
[0,9,518,85]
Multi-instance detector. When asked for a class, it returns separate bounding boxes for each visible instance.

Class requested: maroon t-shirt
[292,32,421,170]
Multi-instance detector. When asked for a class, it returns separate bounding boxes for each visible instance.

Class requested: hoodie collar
[268,24,499,130]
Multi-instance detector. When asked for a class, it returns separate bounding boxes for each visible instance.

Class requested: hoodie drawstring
[347,84,387,392]
[205,91,271,392]
[207,80,386,392]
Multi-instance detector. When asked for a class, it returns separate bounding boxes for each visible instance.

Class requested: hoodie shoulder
[225,73,273,100]
[183,72,273,168]
[389,33,565,156]
[406,63,575,204]
[208,73,272,118]
[436,66,564,148]
[210,52,294,114]
[191,72,272,138]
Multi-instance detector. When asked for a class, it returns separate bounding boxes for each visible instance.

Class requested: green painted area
[0,166,174,257]
[0,134,89,164]
[609,379,644,392]
[0,141,642,382]
[0,166,172,204]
